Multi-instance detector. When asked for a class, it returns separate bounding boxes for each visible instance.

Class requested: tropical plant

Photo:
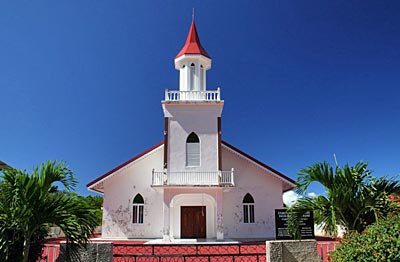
[288,161,400,237]
[0,161,98,262]
[77,195,103,226]
[331,214,400,261]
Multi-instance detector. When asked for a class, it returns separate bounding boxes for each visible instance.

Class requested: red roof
[176,20,211,59]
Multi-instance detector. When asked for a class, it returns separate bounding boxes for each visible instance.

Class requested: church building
[87,20,295,241]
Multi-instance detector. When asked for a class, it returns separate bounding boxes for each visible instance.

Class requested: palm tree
[288,161,400,237]
[0,161,97,262]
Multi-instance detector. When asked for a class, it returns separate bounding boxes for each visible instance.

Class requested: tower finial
[192,8,195,21]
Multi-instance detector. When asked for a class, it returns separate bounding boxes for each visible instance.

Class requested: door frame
[180,206,207,238]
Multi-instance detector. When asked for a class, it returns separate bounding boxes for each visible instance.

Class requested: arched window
[186,132,200,166]
[243,193,255,223]
[132,194,144,224]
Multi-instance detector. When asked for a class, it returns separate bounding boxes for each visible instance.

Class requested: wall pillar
[163,190,172,241]
[216,190,224,240]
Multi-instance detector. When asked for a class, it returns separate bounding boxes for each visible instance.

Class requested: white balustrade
[164,88,221,102]
[152,169,234,187]
[220,168,235,186]
[152,169,165,185]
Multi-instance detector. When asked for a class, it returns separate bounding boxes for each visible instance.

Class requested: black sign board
[275,209,315,240]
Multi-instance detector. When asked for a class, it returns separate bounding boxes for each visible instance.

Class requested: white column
[202,67,206,91]
[194,62,200,91]
[216,189,224,240]
[163,190,171,241]
[179,67,185,91]
[184,65,189,91]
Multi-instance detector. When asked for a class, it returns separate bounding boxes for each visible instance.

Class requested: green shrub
[331,215,400,261]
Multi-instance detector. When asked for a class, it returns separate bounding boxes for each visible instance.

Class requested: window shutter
[187,142,200,166]
[243,205,249,223]
[249,205,255,223]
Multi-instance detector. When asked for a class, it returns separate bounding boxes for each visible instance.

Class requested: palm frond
[290,160,399,237]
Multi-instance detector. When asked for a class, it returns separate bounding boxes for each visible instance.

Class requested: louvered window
[243,193,255,223]
[132,194,144,224]
[186,132,200,166]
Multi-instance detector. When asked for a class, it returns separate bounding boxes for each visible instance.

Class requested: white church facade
[87,20,295,240]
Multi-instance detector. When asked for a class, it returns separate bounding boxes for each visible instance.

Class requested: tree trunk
[22,239,31,262]
[22,235,31,262]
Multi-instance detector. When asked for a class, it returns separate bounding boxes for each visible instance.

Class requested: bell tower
[159,19,229,241]
[162,20,224,173]
[174,20,211,92]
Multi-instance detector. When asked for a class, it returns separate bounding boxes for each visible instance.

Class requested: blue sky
[1,1,399,196]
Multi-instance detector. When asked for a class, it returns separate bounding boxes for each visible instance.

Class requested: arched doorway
[170,193,216,239]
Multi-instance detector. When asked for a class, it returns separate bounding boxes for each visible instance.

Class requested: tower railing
[164,88,221,101]
[152,168,234,187]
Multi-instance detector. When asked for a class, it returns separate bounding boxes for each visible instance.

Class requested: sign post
[275,209,315,240]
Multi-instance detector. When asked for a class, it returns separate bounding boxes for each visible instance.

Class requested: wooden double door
[181,206,206,238]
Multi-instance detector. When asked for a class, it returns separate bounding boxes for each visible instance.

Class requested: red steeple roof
[175,20,211,59]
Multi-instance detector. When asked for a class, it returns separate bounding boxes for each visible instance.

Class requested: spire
[175,20,211,59]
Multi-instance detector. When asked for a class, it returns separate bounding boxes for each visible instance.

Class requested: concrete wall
[58,243,112,262]
[58,241,321,262]
[266,240,321,262]
[101,146,164,239]
[222,146,285,239]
